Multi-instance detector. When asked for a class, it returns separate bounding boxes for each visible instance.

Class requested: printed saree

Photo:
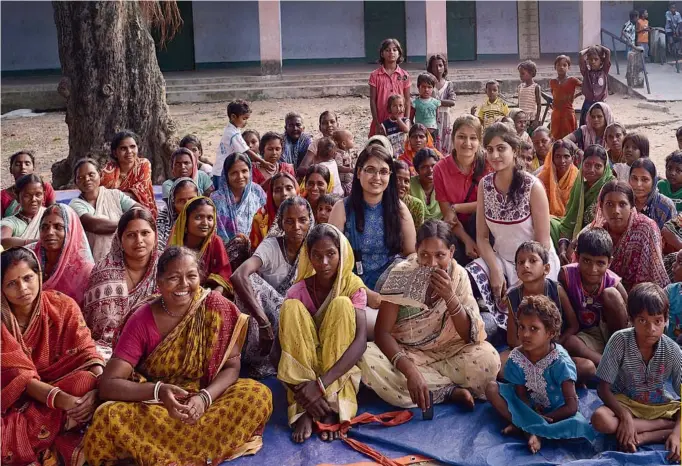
[168,196,233,294]
[83,234,159,360]
[538,148,579,217]
[278,224,365,424]
[31,204,94,307]
[83,289,273,465]
[100,157,158,218]
[2,254,103,466]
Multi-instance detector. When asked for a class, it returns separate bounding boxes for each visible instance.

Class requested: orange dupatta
[401,132,442,175]
[538,148,579,217]
[100,157,158,218]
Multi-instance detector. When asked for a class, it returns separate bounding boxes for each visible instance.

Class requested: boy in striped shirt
[472,80,509,130]
[591,283,681,462]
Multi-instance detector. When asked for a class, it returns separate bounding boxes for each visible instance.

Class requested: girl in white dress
[466,123,560,341]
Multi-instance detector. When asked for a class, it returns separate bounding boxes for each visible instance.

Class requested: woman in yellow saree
[359,220,500,410]
[277,223,368,443]
[84,246,273,465]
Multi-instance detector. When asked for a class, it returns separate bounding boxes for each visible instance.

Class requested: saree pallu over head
[379,255,486,366]
[2,249,103,465]
[100,157,158,218]
[157,177,198,250]
[250,172,300,251]
[140,288,249,391]
[31,204,94,307]
[588,208,670,290]
[168,196,233,292]
[579,102,614,149]
[550,159,614,247]
[83,234,158,356]
[293,223,365,328]
[211,164,266,243]
[538,148,579,217]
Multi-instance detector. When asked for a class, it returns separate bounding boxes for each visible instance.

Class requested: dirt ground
[2,94,681,189]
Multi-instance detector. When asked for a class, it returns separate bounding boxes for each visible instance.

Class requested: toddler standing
[427,54,457,154]
[517,60,542,130]
[413,73,454,140]
[380,94,411,160]
[550,55,582,140]
[578,45,611,127]
[474,80,509,130]
[591,283,680,461]
[486,295,595,454]
[331,130,355,196]
[369,38,411,137]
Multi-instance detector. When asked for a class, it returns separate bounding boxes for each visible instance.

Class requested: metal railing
[600,28,651,94]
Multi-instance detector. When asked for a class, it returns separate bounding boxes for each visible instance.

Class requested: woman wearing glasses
[329,144,416,291]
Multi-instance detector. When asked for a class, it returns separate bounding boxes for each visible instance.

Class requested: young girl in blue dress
[485,295,595,454]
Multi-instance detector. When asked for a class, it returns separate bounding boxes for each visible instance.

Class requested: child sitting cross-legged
[486,295,596,455]
[499,242,589,381]
[561,228,629,378]
[591,283,681,462]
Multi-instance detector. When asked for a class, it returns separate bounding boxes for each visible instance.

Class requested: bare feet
[527,434,542,454]
[319,413,341,442]
[502,424,521,436]
[292,412,314,443]
[450,387,475,410]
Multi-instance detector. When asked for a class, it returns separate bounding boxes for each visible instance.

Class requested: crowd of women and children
[2,37,681,465]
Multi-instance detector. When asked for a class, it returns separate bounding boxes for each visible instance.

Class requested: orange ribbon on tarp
[315,410,418,466]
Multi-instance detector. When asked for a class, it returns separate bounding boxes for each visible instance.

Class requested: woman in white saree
[68,158,138,262]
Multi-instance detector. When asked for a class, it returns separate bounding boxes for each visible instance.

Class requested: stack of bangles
[198,389,213,409]
[46,386,62,409]
[445,295,463,318]
[153,381,164,402]
[390,351,406,367]
[316,377,326,396]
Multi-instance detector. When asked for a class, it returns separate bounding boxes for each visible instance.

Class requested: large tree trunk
[52,1,176,188]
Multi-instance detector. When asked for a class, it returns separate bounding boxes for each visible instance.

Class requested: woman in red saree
[100,130,158,218]
[168,196,233,297]
[1,247,103,466]
[84,246,272,465]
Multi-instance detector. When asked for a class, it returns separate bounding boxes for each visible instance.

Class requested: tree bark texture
[52,1,176,188]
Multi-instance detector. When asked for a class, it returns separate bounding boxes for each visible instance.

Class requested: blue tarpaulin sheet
[231,377,676,466]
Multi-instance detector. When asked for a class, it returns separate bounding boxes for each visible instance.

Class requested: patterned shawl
[538,148,580,217]
[156,177,198,250]
[292,224,365,328]
[210,162,266,244]
[83,234,159,356]
[101,157,158,218]
[379,255,485,366]
[590,208,670,290]
[249,172,299,251]
[31,204,94,307]
[550,159,614,247]
[168,196,233,292]
[641,189,676,230]
[139,288,249,391]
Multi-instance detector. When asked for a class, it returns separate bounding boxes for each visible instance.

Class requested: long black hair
[483,122,525,203]
[346,144,402,254]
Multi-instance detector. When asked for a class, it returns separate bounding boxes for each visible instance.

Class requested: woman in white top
[466,123,560,341]
[69,158,139,262]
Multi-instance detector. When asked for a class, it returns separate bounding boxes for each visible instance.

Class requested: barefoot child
[486,295,595,454]
[614,133,649,181]
[517,60,542,130]
[314,137,344,197]
[658,150,682,213]
[427,53,456,154]
[499,242,582,379]
[316,193,341,224]
[252,131,295,189]
[591,283,681,462]
[380,94,411,160]
[550,55,582,140]
[474,80,509,130]
[369,38,411,137]
[332,129,355,196]
[578,45,611,127]
[561,228,629,378]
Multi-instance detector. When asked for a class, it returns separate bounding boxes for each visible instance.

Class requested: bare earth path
[2,94,681,188]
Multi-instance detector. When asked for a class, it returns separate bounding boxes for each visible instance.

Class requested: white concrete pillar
[579,0,602,50]
[425,0,448,60]
[258,0,282,75]
[517,1,540,59]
